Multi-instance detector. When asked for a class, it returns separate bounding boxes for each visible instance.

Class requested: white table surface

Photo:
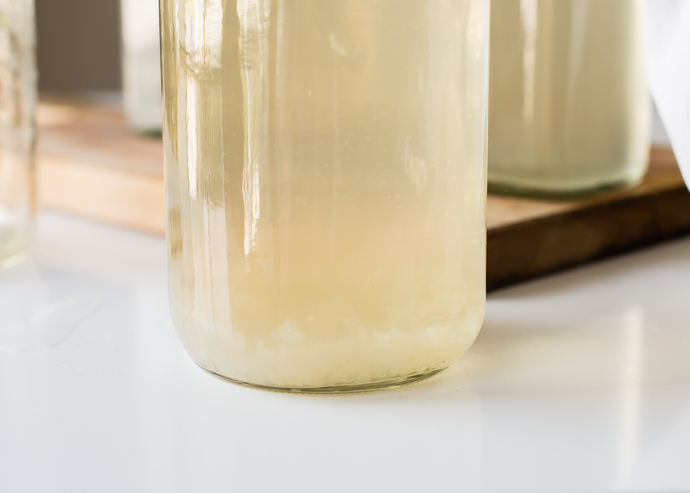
[1,211,690,493]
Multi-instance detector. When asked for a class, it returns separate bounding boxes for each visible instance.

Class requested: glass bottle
[489,0,650,196]
[120,0,162,134]
[161,0,489,393]
[0,0,36,269]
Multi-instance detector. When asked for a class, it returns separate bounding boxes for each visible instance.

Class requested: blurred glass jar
[120,0,162,134]
[489,0,651,196]
[161,0,490,393]
[0,0,36,269]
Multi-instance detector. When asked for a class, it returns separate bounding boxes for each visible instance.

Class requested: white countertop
[1,212,690,493]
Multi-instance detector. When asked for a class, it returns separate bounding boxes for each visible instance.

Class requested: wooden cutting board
[37,96,690,291]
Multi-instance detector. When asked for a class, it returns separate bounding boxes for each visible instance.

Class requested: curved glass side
[0,0,36,269]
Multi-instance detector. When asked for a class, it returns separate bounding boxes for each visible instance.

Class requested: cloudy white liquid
[489,0,650,195]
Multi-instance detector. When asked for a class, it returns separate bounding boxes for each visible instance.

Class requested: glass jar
[0,0,36,269]
[120,0,162,134]
[488,0,650,196]
[161,0,489,393]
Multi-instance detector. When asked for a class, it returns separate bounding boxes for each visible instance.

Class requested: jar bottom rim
[198,365,451,395]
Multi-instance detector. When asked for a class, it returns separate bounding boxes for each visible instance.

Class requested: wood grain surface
[37,96,165,234]
[487,148,690,290]
[36,96,690,290]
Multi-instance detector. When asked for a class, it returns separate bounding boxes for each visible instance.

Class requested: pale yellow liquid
[161,0,488,391]
[0,1,35,269]
[489,0,650,195]
[0,224,30,269]
[0,153,33,269]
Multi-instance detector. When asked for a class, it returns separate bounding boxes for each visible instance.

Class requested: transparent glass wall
[0,0,36,268]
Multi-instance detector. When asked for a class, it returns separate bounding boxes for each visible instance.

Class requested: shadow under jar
[488,0,651,197]
[161,0,489,393]
[0,0,36,269]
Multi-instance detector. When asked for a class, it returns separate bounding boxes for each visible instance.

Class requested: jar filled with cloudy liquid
[161,0,489,393]
[0,0,36,269]
[489,0,650,196]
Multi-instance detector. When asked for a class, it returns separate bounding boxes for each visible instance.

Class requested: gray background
[36,0,121,92]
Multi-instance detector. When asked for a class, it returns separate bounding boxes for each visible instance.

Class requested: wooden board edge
[487,187,690,291]
[38,155,166,236]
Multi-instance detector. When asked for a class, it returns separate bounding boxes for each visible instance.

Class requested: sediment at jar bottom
[172,306,484,391]
[168,218,485,391]
[168,224,485,391]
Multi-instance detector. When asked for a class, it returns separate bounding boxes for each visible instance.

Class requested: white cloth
[647,0,690,185]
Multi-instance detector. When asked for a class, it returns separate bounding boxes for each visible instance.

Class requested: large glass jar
[0,0,36,269]
[489,0,650,196]
[161,0,489,393]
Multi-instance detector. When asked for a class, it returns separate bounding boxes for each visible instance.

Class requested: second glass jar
[489,0,651,196]
[161,0,489,393]
[121,0,162,134]
[0,0,36,269]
